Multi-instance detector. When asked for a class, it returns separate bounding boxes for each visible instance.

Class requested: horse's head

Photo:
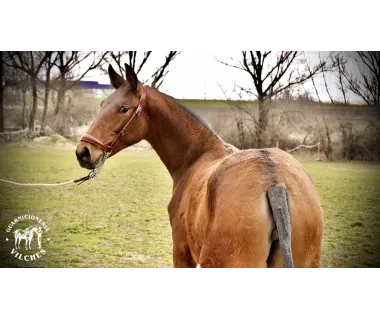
[76,63,149,170]
[31,226,42,234]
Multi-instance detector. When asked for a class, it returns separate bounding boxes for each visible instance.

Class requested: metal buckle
[88,151,111,180]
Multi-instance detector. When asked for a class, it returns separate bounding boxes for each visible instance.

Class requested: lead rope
[0,151,111,187]
[0,178,75,187]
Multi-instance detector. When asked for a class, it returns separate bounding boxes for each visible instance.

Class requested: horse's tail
[267,185,294,268]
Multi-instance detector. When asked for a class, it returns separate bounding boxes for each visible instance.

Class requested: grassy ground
[0,145,379,267]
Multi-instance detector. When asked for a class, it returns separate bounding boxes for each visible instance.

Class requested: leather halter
[80,85,147,154]
[74,86,146,185]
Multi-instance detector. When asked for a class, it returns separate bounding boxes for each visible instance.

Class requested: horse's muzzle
[76,146,97,170]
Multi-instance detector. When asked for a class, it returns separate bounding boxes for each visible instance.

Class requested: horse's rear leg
[200,243,270,268]
[200,228,272,268]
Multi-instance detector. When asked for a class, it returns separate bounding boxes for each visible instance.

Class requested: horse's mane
[158,91,235,152]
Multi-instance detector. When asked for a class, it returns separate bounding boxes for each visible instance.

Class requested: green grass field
[0,145,379,268]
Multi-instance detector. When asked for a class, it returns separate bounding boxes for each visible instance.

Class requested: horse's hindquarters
[198,149,323,268]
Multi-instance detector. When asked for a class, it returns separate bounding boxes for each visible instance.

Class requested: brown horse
[76,63,323,268]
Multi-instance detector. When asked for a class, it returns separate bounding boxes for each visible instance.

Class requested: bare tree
[339,52,380,110]
[5,52,49,130]
[47,51,109,135]
[305,64,333,160]
[331,52,349,105]
[218,51,326,147]
[5,59,30,129]
[105,51,180,89]
[39,52,58,134]
[320,53,335,104]
[53,51,109,116]
[19,76,30,129]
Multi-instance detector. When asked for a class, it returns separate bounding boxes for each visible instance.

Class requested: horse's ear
[124,63,138,92]
[108,64,126,89]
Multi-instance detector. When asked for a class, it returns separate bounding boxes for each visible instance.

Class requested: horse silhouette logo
[13,226,43,250]
[5,214,50,262]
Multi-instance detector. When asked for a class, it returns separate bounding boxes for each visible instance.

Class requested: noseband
[74,86,147,185]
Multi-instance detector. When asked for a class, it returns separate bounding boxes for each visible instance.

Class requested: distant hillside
[178,98,367,109]
[179,99,251,108]
[87,96,368,109]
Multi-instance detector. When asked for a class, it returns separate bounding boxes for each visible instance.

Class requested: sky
[82,51,362,103]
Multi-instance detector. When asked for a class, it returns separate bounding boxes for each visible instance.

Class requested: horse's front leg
[173,242,196,268]
[171,222,196,268]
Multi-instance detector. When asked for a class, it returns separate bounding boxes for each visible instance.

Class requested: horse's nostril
[78,146,91,163]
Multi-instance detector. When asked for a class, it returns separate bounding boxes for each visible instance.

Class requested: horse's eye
[119,106,130,114]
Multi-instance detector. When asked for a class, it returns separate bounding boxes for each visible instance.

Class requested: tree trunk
[21,89,27,129]
[338,72,347,105]
[256,98,269,148]
[55,74,65,116]
[237,118,244,149]
[324,123,332,160]
[41,68,51,134]
[29,76,38,130]
[150,77,158,89]
[53,73,67,134]
[0,51,4,132]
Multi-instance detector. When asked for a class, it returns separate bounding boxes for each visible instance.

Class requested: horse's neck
[144,88,228,181]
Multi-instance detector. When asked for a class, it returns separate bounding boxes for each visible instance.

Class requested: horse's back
[206,148,322,225]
